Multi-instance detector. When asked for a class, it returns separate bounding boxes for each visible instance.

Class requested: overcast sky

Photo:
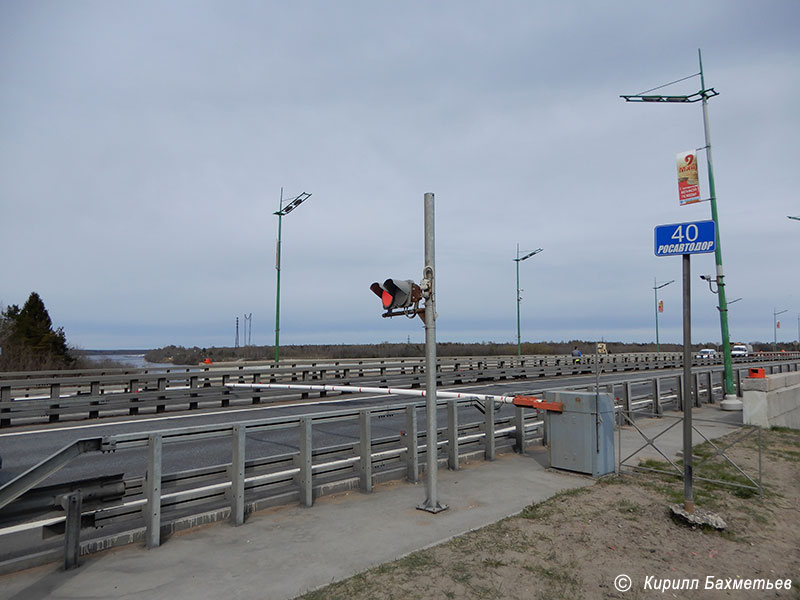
[2,1,799,351]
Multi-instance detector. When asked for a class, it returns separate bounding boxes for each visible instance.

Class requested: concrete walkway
[0,405,744,600]
[0,450,591,600]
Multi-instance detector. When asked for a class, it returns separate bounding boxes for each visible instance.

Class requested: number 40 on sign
[654,220,716,257]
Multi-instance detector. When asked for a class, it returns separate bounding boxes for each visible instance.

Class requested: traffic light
[370,279,423,315]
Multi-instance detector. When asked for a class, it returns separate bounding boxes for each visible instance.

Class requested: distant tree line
[144,340,714,366]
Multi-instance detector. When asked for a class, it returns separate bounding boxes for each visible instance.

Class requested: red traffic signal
[370,279,422,312]
[370,281,394,309]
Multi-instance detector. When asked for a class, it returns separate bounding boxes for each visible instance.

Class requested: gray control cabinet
[545,390,615,477]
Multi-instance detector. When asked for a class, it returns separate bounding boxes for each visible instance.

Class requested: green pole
[516,245,522,356]
[699,49,735,399]
[654,278,660,353]
[274,188,283,364]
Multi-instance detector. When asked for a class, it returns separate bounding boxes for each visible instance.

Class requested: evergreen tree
[0,292,74,371]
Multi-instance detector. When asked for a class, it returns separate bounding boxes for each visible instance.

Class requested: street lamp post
[274,189,312,364]
[774,308,788,352]
[622,49,737,408]
[514,245,543,356]
[653,278,675,353]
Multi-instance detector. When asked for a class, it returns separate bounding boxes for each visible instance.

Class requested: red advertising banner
[677,150,701,206]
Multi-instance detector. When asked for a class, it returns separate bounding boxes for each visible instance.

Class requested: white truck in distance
[731,344,752,357]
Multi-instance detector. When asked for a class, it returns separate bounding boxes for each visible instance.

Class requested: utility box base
[546,390,615,477]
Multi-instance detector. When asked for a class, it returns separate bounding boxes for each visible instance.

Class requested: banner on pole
[677,150,701,206]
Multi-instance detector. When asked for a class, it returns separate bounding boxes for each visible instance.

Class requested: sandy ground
[298,428,799,600]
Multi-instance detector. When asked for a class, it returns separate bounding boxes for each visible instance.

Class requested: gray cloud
[2,1,799,349]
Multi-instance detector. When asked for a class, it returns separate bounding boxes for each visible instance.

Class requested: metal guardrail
[0,395,540,572]
[3,352,797,427]
[1,357,798,572]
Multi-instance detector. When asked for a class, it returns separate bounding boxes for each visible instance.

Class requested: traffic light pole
[418,192,447,513]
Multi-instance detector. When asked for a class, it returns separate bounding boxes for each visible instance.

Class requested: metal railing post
[1,385,10,427]
[128,378,139,415]
[62,491,82,570]
[358,410,372,493]
[297,417,313,507]
[230,425,245,524]
[89,381,101,418]
[514,405,525,453]
[693,373,701,407]
[145,433,162,548]
[405,405,419,483]
[156,377,167,412]
[49,383,60,422]
[705,371,714,403]
[447,399,459,470]
[623,382,633,422]
[484,397,495,461]
[652,377,663,416]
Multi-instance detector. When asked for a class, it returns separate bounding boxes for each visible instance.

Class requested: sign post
[654,220,716,514]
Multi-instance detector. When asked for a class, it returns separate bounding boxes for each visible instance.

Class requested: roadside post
[368,192,447,513]
[418,192,447,513]
[654,219,716,513]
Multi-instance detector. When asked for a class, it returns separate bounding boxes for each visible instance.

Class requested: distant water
[85,354,175,370]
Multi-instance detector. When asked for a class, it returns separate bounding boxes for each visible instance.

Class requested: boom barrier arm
[227,382,563,412]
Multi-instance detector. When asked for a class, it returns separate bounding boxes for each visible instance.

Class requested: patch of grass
[520,486,591,520]
[633,446,763,503]
[523,562,584,600]
[449,561,474,585]
[769,426,796,434]
[596,473,628,485]
[633,472,685,504]
[615,499,647,518]
[448,520,534,555]
[394,549,440,572]
[482,557,505,569]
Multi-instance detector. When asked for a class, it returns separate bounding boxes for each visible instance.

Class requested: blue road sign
[654,220,716,257]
